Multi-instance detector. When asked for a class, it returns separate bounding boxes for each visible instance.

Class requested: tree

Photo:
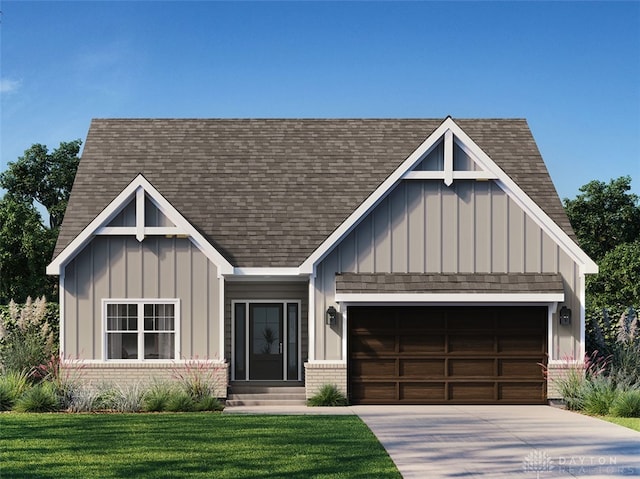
[563,176,640,261]
[587,240,640,310]
[0,139,81,229]
[0,196,56,303]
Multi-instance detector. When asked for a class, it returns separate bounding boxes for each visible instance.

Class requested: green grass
[601,416,640,432]
[0,413,400,479]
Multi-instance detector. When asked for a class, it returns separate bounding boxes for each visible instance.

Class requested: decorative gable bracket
[402,129,498,185]
[47,174,234,276]
[95,186,184,241]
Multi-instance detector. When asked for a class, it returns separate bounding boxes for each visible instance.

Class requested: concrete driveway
[352,405,640,479]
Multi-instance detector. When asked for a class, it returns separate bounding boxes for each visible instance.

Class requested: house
[47,117,598,404]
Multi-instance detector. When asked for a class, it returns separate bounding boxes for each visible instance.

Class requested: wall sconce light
[326,306,338,326]
[559,306,572,325]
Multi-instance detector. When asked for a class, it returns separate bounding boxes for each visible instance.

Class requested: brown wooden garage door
[348,306,547,404]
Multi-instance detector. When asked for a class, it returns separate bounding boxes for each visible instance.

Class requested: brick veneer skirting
[65,361,229,398]
[304,362,347,399]
[545,361,584,400]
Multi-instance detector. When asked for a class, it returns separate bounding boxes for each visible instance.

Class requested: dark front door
[249,303,284,380]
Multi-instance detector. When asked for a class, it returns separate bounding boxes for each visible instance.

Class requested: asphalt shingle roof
[55,118,575,267]
[335,273,565,294]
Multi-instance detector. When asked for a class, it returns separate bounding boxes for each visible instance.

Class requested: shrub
[195,395,223,412]
[0,297,57,375]
[110,383,145,413]
[166,390,196,412]
[65,386,100,413]
[0,370,31,410]
[14,381,59,412]
[143,381,175,412]
[582,376,619,416]
[611,389,640,418]
[171,358,221,400]
[307,384,348,407]
[31,354,86,410]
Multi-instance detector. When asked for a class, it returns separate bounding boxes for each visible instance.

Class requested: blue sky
[1,1,639,201]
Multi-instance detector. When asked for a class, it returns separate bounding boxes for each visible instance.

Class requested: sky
[1,1,639,202]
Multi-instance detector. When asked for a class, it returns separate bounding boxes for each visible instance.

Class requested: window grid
[105,301,178,361]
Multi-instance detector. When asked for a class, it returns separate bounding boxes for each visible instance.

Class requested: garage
[348,306,547,405]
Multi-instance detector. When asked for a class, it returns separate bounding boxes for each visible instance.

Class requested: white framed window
[103,299,180,361]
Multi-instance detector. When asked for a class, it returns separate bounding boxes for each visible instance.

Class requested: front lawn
[601,416,640,432]
[0,413,400,479]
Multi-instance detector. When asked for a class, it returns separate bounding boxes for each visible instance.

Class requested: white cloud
[0,78,21,93]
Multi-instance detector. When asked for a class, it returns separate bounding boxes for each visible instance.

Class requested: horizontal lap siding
[63,236,220,360]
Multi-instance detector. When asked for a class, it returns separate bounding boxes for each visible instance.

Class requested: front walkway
[225,404,640,478]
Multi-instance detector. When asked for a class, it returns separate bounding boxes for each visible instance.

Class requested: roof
[55,118,575,268]
[335,273,565,294]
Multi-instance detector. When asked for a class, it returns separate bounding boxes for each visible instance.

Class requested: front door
[249,303,284,380]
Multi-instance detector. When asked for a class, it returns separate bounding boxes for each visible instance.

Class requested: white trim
[340,303,347,362]
[233,267,302,276]
[308,274,316,362]
[47,174,234,275]
[101,298,181,362]
[403,171,498,180]
[579,273,586,361]
[305,360,347,365]
[96,226,182,236]
[334,292,565,303]
[299,117,597,275]
[444,129,453,186]
[219,277,225,360]
[65,358,227,365]
[548,306,555,361]
[136,187,145,242]
[59,271,65,358]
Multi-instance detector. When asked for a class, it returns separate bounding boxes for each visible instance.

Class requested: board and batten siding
[63,236,221,360]
[314,180,581,361]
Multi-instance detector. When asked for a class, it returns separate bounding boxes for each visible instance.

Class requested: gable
[53,118,588,271]
[300,118,596,274]
[47,174,233,275]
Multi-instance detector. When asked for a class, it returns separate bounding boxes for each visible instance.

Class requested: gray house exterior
[48,118,597,404]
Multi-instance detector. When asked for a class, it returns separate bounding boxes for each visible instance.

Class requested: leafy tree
[0,140,81,229]
[563,176,640,261]
[0,197,56,303]
[587,240,640,310]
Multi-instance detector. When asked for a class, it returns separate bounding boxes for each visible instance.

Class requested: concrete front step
[226,385,307,407]
[226,398,307,407]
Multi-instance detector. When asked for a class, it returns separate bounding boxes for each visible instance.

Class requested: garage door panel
[400,359,444,377]
[499,382,544,401]
[499,358,544,377]
[448,335,495,353]
[351,335,395,354]
[352,359,396,378]
[352,382,396,401]
[400,383,445,401]
[349,306,547,405]
[498,336,544,353]
[448,359,495,377]
[449,383,495,401]
[399,335,445,353]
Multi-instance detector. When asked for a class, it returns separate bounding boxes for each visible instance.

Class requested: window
[105,300,178,360]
